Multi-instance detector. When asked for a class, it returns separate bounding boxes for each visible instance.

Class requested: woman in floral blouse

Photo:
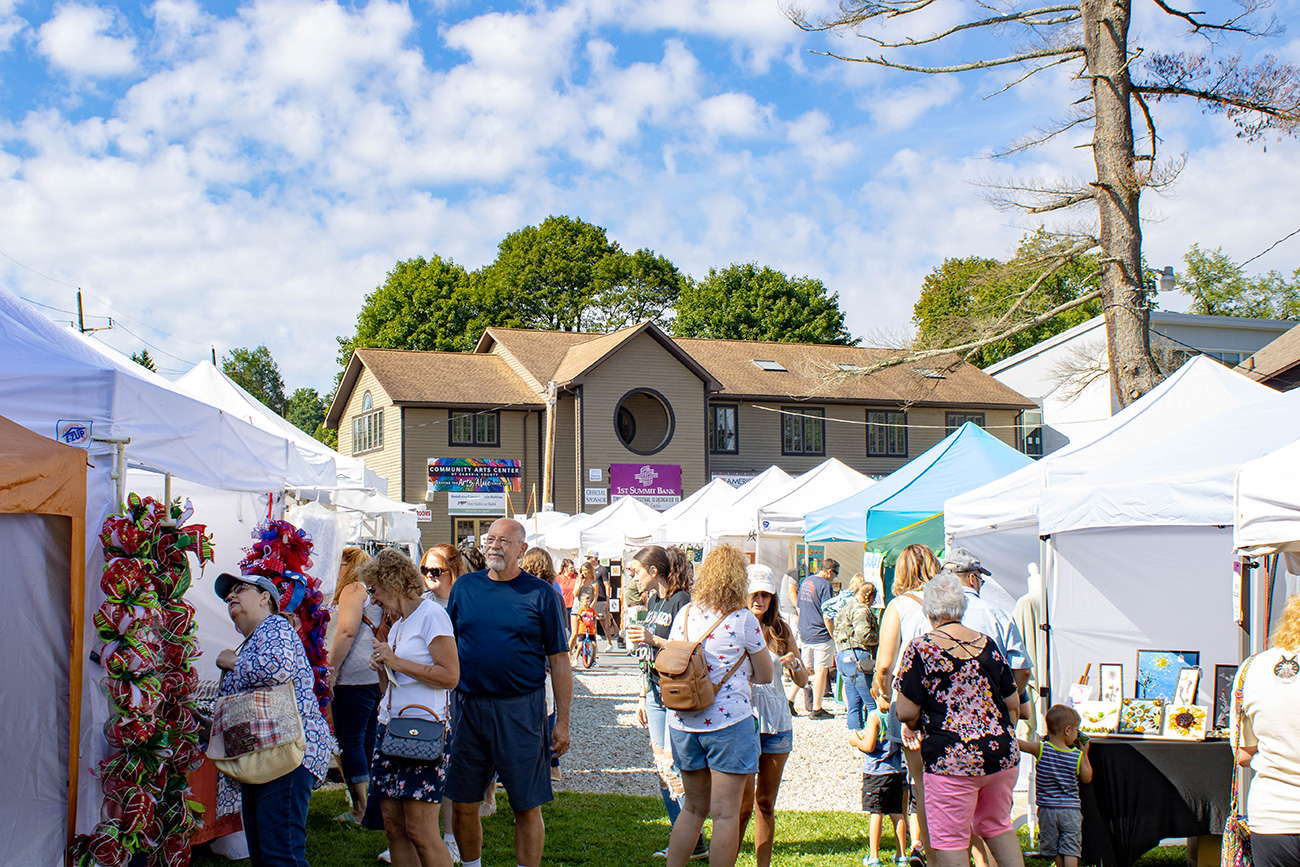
[214,571,333,867]
[894,573,1023,867]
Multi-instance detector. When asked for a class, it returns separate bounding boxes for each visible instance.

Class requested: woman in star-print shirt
[662,544,773,867]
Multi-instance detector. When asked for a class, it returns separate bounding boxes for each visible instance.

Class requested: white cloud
[37,4,138,76]
[697,92,769,138]
[866,77,961,132]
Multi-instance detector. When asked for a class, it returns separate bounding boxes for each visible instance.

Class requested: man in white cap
[585,549,616,651]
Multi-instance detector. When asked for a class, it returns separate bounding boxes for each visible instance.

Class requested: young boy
[855,705,909,867]
[1019,704,1094,867]
[569,588,598,661]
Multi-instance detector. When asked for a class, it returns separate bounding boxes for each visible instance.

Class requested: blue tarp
[803,423,1034,542]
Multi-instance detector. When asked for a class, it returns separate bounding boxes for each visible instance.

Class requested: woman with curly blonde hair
[663,545,775,867]
[328,546,381,824]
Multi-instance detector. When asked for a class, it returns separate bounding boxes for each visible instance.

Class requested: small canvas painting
[1100,664,1124,703]
[1077,701,1120,735]
[1163,705,1209,741]
[1213,664,1238,731]
[1118,697,1166,735]
[1173,667,1201,706]
[1135,650,1201,702]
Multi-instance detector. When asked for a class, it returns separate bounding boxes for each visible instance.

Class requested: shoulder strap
[1230,654,1256,814]
[681,604,732,648]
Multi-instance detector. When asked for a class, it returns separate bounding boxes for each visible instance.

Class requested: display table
[1080,738,1232,867]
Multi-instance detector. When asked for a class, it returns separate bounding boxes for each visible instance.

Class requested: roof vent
[914,368,946,380]
[836,363,861,372]
[752,359,787,372]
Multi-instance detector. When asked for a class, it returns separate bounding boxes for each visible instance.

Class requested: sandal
[864,858,882,867]
[333,811,363,826]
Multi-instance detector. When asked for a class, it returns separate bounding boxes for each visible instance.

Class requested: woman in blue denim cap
[739,564,807,867]
[663,544,775,867]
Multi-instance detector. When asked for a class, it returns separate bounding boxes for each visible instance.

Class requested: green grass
[188,790,1189,867]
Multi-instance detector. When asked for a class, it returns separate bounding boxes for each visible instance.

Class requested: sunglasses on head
[421,566,444,578]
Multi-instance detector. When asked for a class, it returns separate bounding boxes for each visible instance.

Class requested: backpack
[654,604,748,712]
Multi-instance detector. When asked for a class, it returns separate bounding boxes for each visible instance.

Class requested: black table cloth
[1079,738,1232,867]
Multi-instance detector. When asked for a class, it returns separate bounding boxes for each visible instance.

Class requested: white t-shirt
[1235,646,1300,833]
[667,604,766,733]
[378,599,454,725]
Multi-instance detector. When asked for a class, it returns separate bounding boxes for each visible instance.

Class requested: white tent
[756,458,875,537]
[945,357,1276,585]
[1034,384,1300,702]
[578,496,664,558]
[0,286,293,863]
[703,466,794,540]
[651,478,737,545]
[175,361,388,494]
[1236,438,1300,557]
[516,510,573,549]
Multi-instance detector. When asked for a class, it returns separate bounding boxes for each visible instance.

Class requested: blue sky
[2,0,1298,392]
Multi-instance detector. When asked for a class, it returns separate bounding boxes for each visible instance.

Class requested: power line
[77,287,210,348]
[0,247,78,289]
[105,321,199,366]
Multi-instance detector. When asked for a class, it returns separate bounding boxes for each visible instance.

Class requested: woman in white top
[872,543,941,867]
[739,564,808,867]
[664,544,774,867]
[1234,593,1300,867]
[363,549,460,867]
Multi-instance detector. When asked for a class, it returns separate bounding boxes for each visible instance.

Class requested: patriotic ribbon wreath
[69,494,214,867]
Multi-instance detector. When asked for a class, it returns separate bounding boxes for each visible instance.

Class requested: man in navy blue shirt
[798,559,839,720]
[447,518,573,867]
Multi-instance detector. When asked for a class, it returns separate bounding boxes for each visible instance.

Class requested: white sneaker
[445,838,461,864]
[378,848,391,864]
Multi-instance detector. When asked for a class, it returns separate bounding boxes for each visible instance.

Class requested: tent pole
[66,514,86,861]
[91,435,131,512]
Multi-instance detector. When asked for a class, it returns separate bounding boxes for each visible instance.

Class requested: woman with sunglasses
[421,544,467,609]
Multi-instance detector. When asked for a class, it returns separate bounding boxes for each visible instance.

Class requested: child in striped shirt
[1019,704,1093,867]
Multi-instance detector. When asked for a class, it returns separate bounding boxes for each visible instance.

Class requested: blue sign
[56,419,92,448]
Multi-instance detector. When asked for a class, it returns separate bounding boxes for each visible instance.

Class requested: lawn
[188,790,1188,867]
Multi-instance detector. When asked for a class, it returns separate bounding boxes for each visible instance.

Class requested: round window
[613,389,675,455]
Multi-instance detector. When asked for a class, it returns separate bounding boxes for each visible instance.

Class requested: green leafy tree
[913,231,1104,368]
[1179,245,1300,319]
[130,349,156,372]
[285,388,326,437]
[314,424,338,449]
[590,247,686,332]
[222,345,287,416]
[672,263,857,345]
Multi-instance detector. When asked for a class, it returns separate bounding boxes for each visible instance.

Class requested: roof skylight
[752,359,787,372]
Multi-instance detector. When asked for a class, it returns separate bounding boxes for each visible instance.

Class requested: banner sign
[428,458,522,493]
[584,487,608,506]
[711,472,756,486]
[448,492,507,515]
[610,464,682,511]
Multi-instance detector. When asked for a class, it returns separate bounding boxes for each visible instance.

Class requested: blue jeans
[333,683,380,783]
[837,649,873,731]
[645,692,683,824]
[241,764,313,867]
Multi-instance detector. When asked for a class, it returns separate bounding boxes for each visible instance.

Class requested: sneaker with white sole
[377,848,391,864]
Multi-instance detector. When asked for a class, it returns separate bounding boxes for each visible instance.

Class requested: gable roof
[325,348,544,425]
[1239,324,1300,383]
[674,337,1033,408]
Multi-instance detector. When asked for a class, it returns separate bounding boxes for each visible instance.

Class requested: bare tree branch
[811,44,1084,75]
[860,6,1079,48]
[1132,89,1159,162]
[1148,0,1277,37]
[985,54,1084,100]
[990,246,1098,332]
[996,114,1094,156]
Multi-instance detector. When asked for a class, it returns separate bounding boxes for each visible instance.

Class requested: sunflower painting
[1135,650,1200,702]
[1118,698,1166,735]
[1162,705,1209,740]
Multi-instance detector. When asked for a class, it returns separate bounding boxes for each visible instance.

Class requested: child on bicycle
[569,587,599,664]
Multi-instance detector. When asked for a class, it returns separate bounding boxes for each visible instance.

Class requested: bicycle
[577,632,598,669]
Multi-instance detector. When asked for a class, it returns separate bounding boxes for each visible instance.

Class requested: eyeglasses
[421,566,444,578]
[482,536,522,548]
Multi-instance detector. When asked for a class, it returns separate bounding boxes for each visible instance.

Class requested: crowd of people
[209,530,1300,867]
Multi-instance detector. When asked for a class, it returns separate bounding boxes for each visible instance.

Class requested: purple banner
[610,464,682,511]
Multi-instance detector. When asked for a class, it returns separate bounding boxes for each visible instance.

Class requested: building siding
[340,366,402,493]
[709,401,1021,479]
[577,333,708,512]
[402,408,539,549]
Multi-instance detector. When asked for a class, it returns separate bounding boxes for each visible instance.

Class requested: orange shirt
[577,606,597,636]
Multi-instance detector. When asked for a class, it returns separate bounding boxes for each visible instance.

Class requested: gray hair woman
[893,573,1022,867]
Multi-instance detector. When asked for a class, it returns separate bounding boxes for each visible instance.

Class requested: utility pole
[212,346,217,364]
[76,289,112,334]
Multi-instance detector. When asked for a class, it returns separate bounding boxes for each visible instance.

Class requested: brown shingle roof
[672,338,1034,408]
[355,348,543,408]
[1239,326,1300,381]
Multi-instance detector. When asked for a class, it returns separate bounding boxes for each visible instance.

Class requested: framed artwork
[1163,705,1209,741]
[1077,701,1120,735]
[1213,664,1238,731]
[1117,697,1166,735]
[1099,664,1124,703]
[1135,650,1201,701]
[1173,666,1201,706]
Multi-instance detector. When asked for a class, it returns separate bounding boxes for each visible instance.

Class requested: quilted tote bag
[207,682,305,785]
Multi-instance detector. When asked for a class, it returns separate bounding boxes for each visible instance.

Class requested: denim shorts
[670,719,760,775]
[759,729,793,755]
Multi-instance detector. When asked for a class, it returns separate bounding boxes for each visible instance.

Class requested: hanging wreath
[69,494,214,867]
[238,518,332,716]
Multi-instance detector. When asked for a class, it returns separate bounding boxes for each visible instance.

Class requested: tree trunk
[1084,0,1163,406]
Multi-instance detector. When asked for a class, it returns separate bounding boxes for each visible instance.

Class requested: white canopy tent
[945,357,1276,586]
[1233,441,1300,655]
[703,466,794,541]
[650,478,737,545]
[756,458,875,537]
[578,496,664,559]
[0,286,294,863]
[1035,385,1300,702]
[516,510,573,550]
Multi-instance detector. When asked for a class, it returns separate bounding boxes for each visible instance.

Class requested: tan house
[326,321,1034,549]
